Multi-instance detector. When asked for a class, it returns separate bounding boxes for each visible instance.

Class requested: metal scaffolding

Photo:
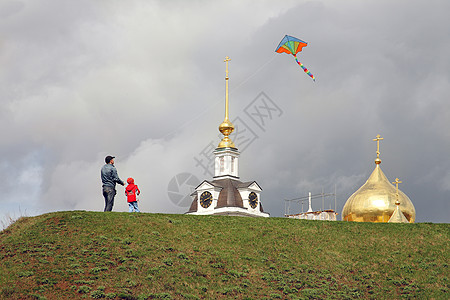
[284,188,337,217]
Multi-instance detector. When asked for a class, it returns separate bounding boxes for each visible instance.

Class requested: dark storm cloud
[1,0,449,227]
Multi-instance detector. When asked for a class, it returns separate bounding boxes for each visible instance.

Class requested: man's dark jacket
[101,164,124,188]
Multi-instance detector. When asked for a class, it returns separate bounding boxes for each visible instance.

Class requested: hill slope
[0,211,448,299]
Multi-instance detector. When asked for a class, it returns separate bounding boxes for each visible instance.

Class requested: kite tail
[294,55,315,81]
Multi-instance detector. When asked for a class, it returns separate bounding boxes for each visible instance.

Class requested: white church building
[186,57,269,218]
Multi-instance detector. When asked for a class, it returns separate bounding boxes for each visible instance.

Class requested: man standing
[101,155,124,211]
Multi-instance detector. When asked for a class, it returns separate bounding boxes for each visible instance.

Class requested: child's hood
[126,184,137,191]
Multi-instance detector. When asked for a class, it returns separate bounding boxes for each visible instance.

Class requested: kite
[275,35,315,81]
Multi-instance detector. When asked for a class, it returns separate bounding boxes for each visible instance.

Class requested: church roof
[388,203,409,223]
[192,179,260,191]
[187,178,265,213]
[187,194,198,213]
[214,178,244,208]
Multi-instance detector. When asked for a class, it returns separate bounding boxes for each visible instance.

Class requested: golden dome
[218,119,235,148]
[342,162,416,223]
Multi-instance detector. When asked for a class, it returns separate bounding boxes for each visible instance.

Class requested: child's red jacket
[125,184,140,203]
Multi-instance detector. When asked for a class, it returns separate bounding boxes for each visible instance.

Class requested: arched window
[220,157,224,172]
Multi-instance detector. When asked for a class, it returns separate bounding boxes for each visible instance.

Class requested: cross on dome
[373,134,384,164]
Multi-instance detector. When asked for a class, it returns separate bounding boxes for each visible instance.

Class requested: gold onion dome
[342,135,416,223]
[218,119,235,148]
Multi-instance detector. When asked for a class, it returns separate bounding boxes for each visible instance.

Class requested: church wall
[196,187,221,213]
[214,149,239,178]
[238,188,261,211]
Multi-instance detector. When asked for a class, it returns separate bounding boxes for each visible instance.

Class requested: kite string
[231,53,278,92]
[293,54,315,81]
[159,53,279,140]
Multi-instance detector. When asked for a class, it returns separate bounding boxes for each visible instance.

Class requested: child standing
[125,177,140,212]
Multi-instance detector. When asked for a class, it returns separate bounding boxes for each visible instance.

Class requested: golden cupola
[342,135,416,223]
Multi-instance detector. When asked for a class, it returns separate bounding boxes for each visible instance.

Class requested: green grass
[0,211,448,299]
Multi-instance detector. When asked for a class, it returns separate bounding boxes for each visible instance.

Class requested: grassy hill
[0,211,448,299]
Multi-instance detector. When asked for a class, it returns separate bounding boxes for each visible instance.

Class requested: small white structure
[286,210,338,221]
[285,192,338,221]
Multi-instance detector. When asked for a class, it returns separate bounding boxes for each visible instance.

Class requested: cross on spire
[224,56,230,79]
[392,178,402,205]
[224,56,231,121]
[373,134,384,164]
[392,177,402,190]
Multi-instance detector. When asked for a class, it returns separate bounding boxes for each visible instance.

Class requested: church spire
[218,56,236,149]
[389,178,409,223]
[186,56,268,217]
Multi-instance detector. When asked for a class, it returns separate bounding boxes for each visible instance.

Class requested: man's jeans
[103,186,116,211]
[128,201,140,213]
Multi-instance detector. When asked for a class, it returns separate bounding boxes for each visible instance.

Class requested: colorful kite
[275,35,315,81]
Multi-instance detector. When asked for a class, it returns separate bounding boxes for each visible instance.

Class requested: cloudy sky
[1,0,449,226]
